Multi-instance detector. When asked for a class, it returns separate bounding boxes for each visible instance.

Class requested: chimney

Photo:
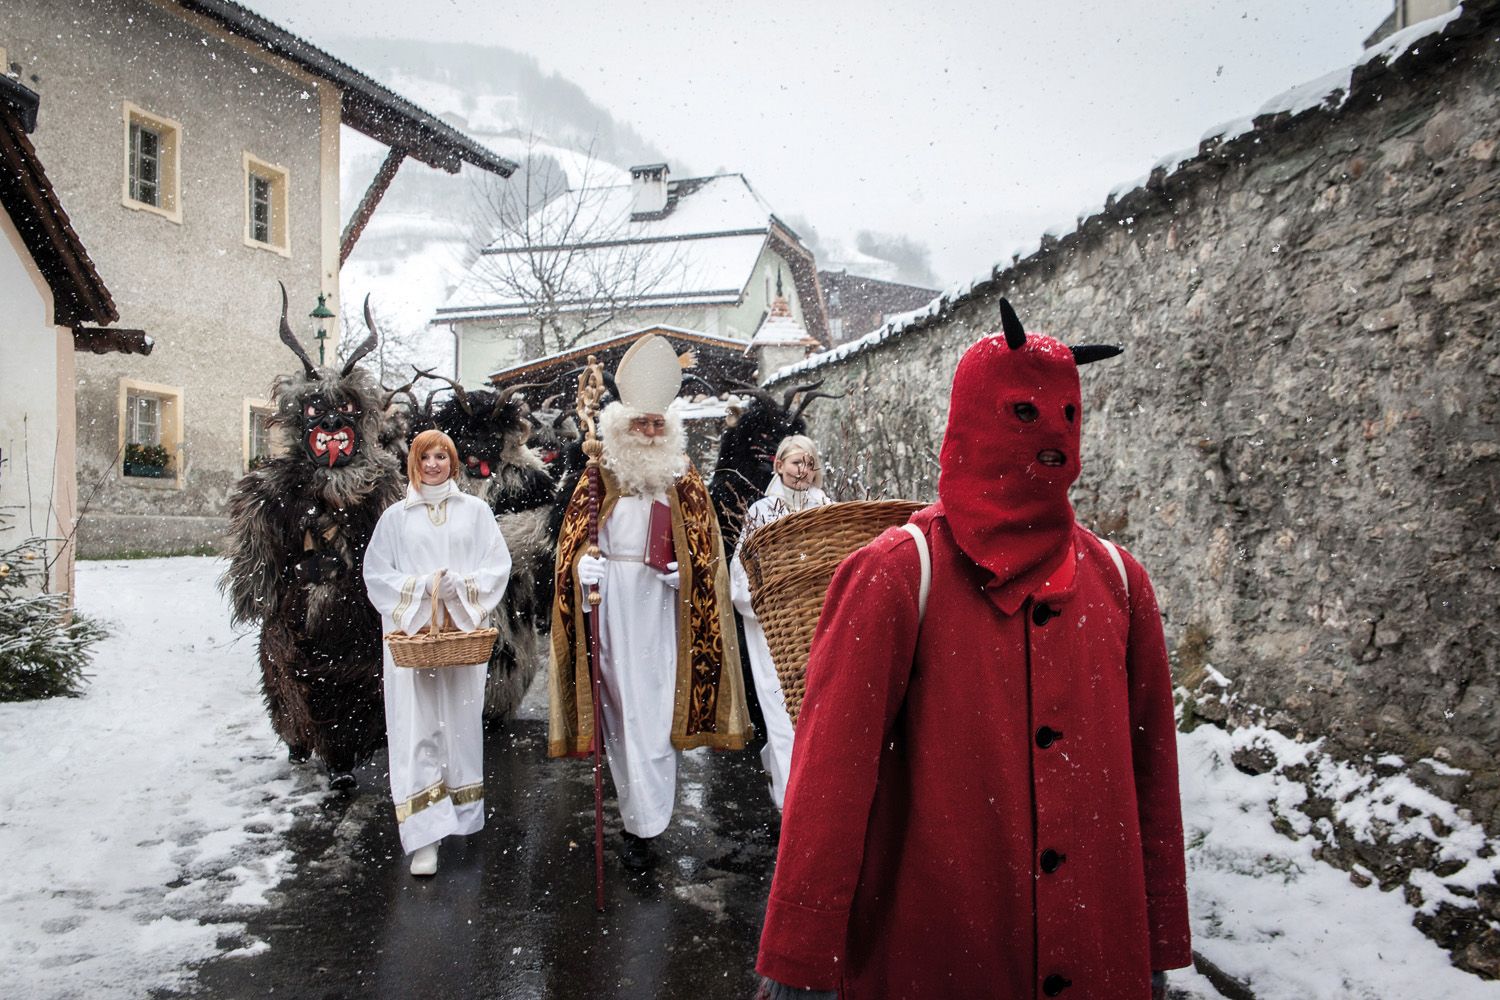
[629,163,670,218]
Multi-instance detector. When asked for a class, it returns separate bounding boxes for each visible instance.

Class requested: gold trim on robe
[547,465,750,758]
[394,779,484,824]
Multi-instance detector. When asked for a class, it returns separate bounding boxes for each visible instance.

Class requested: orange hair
[407,429,461,484]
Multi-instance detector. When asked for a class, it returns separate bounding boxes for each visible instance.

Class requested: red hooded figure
[756,301,1191,999]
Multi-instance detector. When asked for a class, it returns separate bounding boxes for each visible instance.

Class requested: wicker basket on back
[385,571,498,669]
[739,499,924,726]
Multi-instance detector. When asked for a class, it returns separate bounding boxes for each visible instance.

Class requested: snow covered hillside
[329,38,669,382]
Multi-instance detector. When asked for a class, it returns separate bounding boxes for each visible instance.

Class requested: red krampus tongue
[479,461,491,478]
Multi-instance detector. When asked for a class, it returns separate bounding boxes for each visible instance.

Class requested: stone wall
[771,3,1500,974]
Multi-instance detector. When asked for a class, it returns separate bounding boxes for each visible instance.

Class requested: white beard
[600,402,689,496]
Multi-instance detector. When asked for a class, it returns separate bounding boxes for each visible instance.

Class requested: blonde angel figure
[729,435,832,809]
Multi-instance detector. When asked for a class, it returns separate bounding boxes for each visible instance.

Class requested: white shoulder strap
[900,523,931,625]
[1100,537,1129,599]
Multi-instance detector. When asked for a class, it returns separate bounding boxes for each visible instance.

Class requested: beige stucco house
[0,0,514,556]
[0,71,148,595]
[435,164,830,386]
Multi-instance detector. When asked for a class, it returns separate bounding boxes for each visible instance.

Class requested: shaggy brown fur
[220,293,401,779]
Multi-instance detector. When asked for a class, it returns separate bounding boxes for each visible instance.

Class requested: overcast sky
[246,0,1395,286]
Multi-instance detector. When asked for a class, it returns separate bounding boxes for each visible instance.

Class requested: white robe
[593,492,681,837]
[364,481,511,853]
[729,480,831,809]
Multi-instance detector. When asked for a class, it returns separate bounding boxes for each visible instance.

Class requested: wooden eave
[488,327,759,398]
[0,82,118,330]
[73,326,153,355]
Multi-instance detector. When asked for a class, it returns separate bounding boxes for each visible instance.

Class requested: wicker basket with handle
[385,570,498,669]
[739,499,924,726]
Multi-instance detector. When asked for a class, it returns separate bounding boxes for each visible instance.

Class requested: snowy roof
[767,3,1470,386]
[486,324,758,387]
[173,0,515,176]
[437,173,796,321]
[747,297,818,352]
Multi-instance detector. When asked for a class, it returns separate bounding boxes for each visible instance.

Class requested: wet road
[176,678,780,1000]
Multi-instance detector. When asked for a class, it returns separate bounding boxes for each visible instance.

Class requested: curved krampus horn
[339,295,381,376]
[380,378,418,410]
[999,297,1026,350]
[277,282,319,378]
[681,373,717,398]
[724,376,781,411]
[789,389,845,426]
[422,370,473,416]
[494,382,545,413]
[409,366,447,422]
[1070,344,1124,366]
[781,379,824,409]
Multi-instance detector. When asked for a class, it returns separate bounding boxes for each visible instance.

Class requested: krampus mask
[425,373,535,482]
[937,298,1120,614]
[270,284,393,501]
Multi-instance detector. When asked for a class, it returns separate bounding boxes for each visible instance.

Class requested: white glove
[577,554,608,589]
[654,561,680,590]
[436,571,465,603]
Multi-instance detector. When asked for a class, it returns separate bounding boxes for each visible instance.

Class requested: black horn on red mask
[1070,344,1124,365]
[999,298,1123,365]
[1000,298,1027,350]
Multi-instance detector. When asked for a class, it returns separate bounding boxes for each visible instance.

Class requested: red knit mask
[936,328,1083,615]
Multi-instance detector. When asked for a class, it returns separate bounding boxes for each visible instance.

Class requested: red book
[645,501,676,573]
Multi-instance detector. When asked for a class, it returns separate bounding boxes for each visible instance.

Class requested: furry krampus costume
[419,374,558,720]
[221,288,403,787]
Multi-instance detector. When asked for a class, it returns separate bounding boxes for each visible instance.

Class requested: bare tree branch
[464,135,688,359]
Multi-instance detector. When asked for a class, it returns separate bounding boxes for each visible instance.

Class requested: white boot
[409,842,438,876]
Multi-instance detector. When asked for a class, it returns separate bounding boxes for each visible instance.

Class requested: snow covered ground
[0,557,1495,998]
[0,557,327,1000]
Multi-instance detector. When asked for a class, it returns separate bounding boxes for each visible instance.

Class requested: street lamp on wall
[309,292,336,365]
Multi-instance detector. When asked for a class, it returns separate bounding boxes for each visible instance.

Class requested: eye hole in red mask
[1014,402,1039,423]
[1065,404,1076,423]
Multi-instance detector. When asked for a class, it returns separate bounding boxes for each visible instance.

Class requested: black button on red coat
[1040,848,1065,873]
[1043,973,1072,996]
[1032,602,1058,626]
[1035,726,1061,748]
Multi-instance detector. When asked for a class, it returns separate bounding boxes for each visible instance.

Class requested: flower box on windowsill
[123,462,169,478]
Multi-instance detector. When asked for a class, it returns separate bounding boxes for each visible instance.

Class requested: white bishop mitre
[614,334,682,414]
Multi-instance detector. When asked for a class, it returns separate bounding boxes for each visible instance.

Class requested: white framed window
[126,392,160,447]
[118,379,183,486]
[244,399,276,472]
[242,153,290,255]
[121,102,181,222]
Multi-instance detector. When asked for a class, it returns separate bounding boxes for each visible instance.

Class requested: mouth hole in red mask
[1037,450,1066,467]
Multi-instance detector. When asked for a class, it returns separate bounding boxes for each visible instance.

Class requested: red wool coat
[756,509,1191,999]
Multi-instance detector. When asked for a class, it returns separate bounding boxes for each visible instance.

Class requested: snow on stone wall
[772,0,1500,975]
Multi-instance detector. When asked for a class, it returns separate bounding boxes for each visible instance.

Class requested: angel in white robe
[364,430,511,875]
[728,435,831,809]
